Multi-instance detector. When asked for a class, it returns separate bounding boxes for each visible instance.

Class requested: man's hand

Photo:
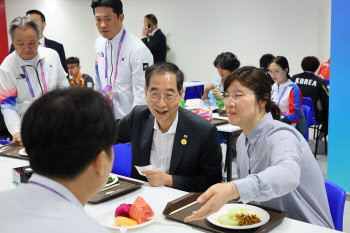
[142,169,173,187]
[142,25,149,37]
[184,183,239,222]
[213,89,221,99]
[12,132,22,146]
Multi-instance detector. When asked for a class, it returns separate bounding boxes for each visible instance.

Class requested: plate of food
[19,148,28,156]
[105,173,118,187]
[207,204,270,229]
[99,196,155,232]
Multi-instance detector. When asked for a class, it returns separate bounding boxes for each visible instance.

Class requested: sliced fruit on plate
[129,196,154,224]
[115,216,138,227]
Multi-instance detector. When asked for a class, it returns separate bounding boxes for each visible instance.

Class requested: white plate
[105,173,119,187]
[207,204,270,230]
[99,213,155,231]
[19,148,28,156]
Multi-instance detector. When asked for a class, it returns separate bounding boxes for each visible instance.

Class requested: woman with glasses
[201,52,240,107]
[269,56,302,126]
[185,67,334,229]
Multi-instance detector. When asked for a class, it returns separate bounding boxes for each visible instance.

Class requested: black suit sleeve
[56,44,68,75]
[9,44,15,54]
[116,107,135,144]
[172,126,222,192]
[141,34,163,53]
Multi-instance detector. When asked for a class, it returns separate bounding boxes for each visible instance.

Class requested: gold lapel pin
[181,139,187,145]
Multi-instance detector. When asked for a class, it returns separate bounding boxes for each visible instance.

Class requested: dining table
[0,156,341,233]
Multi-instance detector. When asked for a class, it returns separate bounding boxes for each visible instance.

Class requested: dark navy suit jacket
[117,105,222,192]
[141,29,167,64]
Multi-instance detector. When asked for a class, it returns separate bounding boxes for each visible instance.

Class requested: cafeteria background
[1,0,349,231]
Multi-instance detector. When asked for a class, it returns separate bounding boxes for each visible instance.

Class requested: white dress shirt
[150,111,178,173]
[94,27,154,119]
[39,37,45,47]
[0,174,110,233]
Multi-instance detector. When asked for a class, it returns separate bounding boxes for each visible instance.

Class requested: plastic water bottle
[214,86,225,109]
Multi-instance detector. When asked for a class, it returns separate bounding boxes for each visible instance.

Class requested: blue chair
[184,81,204,100]
[112,143,132,177]
[0,140,11,145]
[324,79,329,86]
[302,97,327,156]
[325,180,346,231]
[301,105,311,141]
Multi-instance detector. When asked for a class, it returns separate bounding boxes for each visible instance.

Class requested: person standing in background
[92,0,153,120]
[0,16,69,145]
[141,14,167,64]
[9,10,68,77]
[259,53,275,85]
[67,57,94,89]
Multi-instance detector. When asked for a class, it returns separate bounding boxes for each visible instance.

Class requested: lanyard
[304,71,314,74]
[77,73,82,86]
[21,60,47,98]
[29,181,70,202]
[277,86,289,107]
[104,28,126,84]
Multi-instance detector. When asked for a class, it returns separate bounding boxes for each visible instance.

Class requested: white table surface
[0,157,341,233]
[212,113,241,133]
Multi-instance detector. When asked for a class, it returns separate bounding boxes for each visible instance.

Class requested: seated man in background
[0,16,69,145]
[67,57,94,88]
[292,56,329,139]
[0,88,117,233]
[117,62,222,192]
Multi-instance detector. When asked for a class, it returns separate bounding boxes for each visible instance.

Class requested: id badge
[100,85,114,105]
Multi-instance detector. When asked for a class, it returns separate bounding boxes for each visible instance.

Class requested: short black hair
[21,88,118,180]
[259,54,275,69]
[301,56,320,73]
[67,57,80,66]
[213,52,240,72]
[145,62,184,92]
[145,14,157,26]
[26,9,45,22]
[91,0,123,17]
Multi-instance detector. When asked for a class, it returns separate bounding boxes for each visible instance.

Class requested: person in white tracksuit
[0,16,69,145]
[92,0,153,120]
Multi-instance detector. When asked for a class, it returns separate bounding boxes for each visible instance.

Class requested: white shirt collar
[39,37,45,47]
[150,28,159,36]
[153,110,178,134]
[109,26,125,44]
[29,173,83,208]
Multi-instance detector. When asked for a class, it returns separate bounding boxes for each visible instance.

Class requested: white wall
[5,0,331,83]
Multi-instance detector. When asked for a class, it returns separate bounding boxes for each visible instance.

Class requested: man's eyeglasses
[267,70,282,76]
[222,91,255,102]
[147,92,179,102]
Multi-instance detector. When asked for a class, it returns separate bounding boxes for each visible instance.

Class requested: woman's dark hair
[259,54,275,70]
[21,88,118,180]
[213,52,240,72]
[301,56,320,73]
[271,56,291,79]
[224,66,281,120]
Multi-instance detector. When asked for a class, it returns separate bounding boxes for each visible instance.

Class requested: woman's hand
[205,83,214,92]
[213,89,221,99]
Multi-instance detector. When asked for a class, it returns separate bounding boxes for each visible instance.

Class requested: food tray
[219,110,228,117]
[0,142,28,160]
[88,176,143,204]
[210,118,228,126]
[163,192,286,233]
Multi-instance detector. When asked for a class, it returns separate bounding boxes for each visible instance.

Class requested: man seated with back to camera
[0,88,117,233]
[116,62,222,192]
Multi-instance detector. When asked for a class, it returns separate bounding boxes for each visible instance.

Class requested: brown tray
[88,176,143,204]
[219,110,227,117]
[0,142,28,160]
[163,193,286,233]
[210,118,228,126]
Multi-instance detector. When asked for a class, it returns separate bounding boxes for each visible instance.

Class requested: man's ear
[144,86,148,97]
[118,13,125,24]
[42,22,46,31]
[91,151,105,176]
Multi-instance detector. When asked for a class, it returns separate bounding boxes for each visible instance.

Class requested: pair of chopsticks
[100,183,120,192]
[168,201,198,216]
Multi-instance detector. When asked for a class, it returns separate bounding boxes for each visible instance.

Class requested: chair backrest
[0,140,11,146]
[112,143,132,177]
[301,105,311,141]
[184,81,204,100]
[302,97,319,126]
[324,180,347,231]
[324,79,330,86]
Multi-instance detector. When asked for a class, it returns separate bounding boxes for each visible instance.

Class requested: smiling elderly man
[0,16,69,145]
[117,62,222,192]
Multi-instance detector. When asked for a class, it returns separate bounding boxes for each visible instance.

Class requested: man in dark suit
[117,62,222,192]
[9,10,68,76]
[141,14,167,64]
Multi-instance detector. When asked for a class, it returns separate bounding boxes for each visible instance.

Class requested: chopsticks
[168,201,198,216]
[100,183,120,192]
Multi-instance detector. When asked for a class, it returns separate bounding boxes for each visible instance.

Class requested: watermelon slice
[129,196,154,224]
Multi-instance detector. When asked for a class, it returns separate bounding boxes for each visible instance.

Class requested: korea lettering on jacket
[0,47,69,135]
[94,27,154,119]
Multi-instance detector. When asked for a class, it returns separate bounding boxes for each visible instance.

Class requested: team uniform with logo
[70,72,94,89]
[94,27,153,119]
[0,47,69,135]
